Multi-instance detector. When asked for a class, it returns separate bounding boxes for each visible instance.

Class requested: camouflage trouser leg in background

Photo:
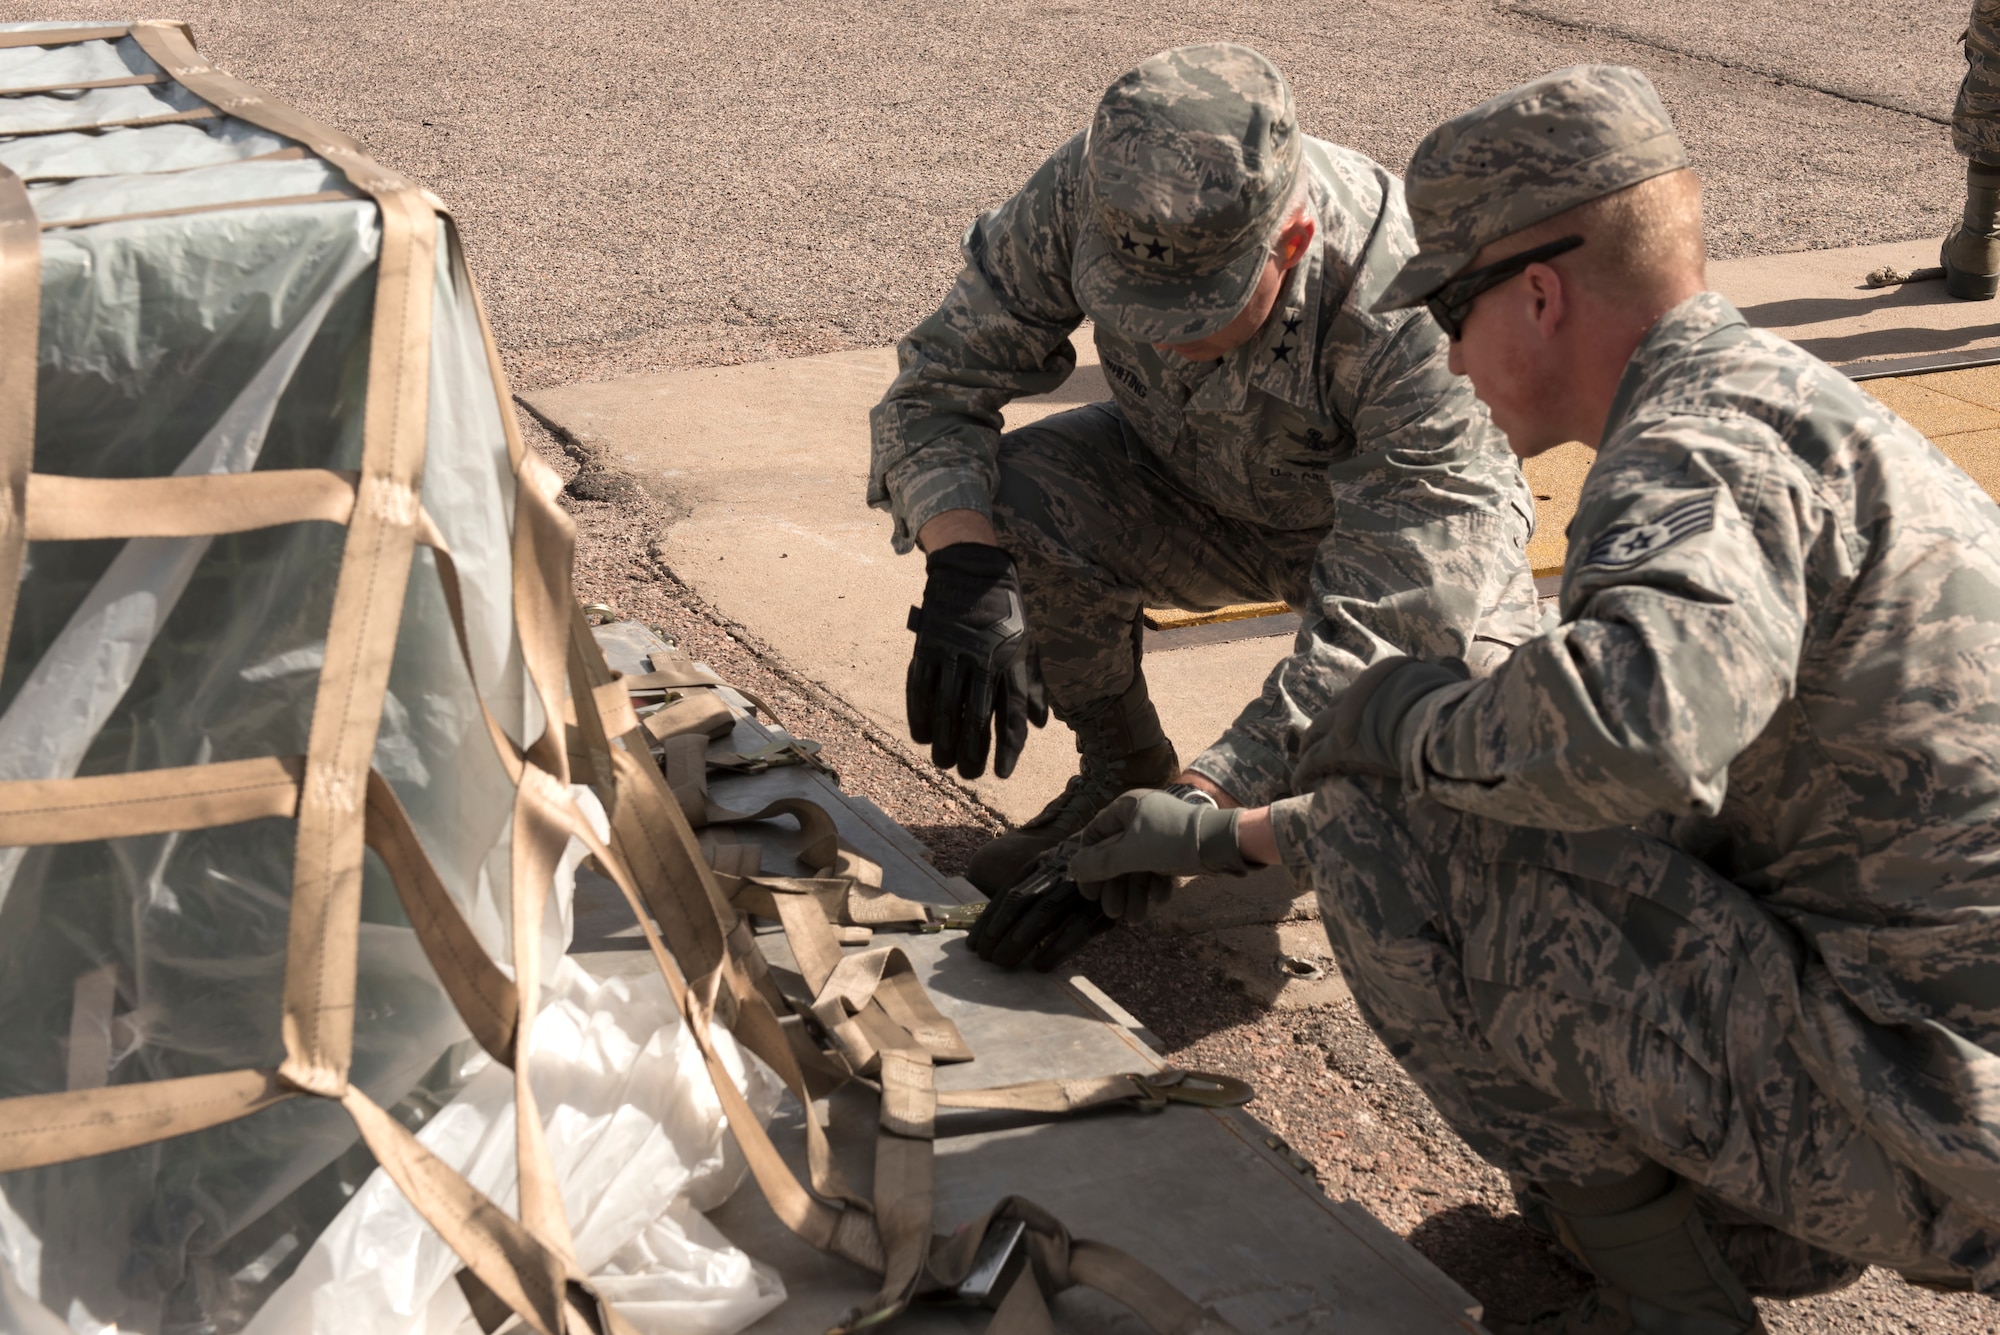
[1957,0,2000,164]
[1281,774,1999,1293]
[988,400,1321,716]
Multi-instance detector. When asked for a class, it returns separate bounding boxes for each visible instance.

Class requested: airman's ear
[1525,261,1567,340]
[1276,215,1316,269]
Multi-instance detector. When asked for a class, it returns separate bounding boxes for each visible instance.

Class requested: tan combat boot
[1493,1165,1765,1335]
[1944,161,2000,300]
[964,673,1179,895]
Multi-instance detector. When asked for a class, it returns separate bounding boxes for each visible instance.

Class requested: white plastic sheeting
[0,26,782,1335]
[245,953,786,1335]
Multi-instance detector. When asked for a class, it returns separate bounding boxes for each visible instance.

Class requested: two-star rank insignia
[1271,308,1302,365]
[1117,227,1175,266]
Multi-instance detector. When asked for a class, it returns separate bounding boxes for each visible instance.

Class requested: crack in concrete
[1503,3,1952,127]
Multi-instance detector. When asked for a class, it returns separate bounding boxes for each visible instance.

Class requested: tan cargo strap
[513,766,594,1267]
[366,770,519,1065]
[572,615,874,1232]
[618,657,723,692]
[340,1084,636,1335]
[622,646,798,734]
[596,718,878,1217]
[0,23,139,49]
[0,107,219,137]
[640,688,734,743]
[0,755,303,846]
[0,1068,293,1174]
[590,676,643,737]
[655,729,935,926]
[571,670,1243,1333]
[934,1068,1255,1116]
[24,468,447,547]
[808,943,973,1073]
[128,23,375,167]
[560,754,882,1255]
[503,375,575,786]
[707,793,935,929]
[0,72,167,97]
[275,169,437,1101]
[690,792,1239,1332]
[39,188,360,232]
[60,22,452,1110]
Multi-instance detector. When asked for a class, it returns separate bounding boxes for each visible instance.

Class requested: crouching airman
[1005,65,2000,1332]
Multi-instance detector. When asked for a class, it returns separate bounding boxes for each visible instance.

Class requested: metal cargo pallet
[576,625,1487,1334]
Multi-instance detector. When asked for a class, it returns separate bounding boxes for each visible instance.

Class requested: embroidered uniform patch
[1102,357,1149,399]
[1579,492,1718,571]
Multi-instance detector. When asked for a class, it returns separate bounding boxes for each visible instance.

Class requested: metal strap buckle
[953,1217,1029,1309]
[1129,1067,1254,1110]
[919,901,986,933]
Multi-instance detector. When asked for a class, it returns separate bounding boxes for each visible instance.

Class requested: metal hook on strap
[1128,1067,1253,1111]
[919,901,986,933]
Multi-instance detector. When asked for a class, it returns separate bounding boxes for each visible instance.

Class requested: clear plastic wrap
[0,27,780,1334]
[244,952,786,1335]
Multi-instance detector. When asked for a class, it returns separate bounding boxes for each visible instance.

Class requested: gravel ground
[6,0,1990,1325]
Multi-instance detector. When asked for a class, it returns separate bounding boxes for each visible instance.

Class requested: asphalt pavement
[3,0,1964,390]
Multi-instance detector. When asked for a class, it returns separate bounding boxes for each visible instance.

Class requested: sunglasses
[1425,235,1584,340]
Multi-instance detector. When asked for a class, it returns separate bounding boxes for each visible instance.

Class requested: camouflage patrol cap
[1375,64,1688,312]
[1074,43,1304,345]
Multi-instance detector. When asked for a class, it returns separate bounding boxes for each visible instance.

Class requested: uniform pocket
[1463,827,1748,1081]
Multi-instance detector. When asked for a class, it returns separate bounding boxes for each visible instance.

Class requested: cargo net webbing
[0,22,1249,1335]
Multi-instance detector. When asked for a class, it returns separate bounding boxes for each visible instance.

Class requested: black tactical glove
[906,542,1048,780]
[1066,784,1246,922]
[1292,656,1471,789]
[965,858,1112,972]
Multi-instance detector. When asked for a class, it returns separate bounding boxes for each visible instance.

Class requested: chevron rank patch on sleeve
[1578,490,1717,571]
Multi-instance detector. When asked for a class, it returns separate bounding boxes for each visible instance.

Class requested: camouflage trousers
[1958,0,2000,164]
[989,400,1321,717]
[1281,774,2000,1294]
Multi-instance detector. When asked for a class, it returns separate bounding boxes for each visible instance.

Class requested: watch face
[1163,782,1218,808]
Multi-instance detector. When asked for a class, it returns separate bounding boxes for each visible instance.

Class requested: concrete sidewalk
[1714,239,2000,371]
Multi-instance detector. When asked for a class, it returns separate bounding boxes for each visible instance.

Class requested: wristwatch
[1161,781,1220,809]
